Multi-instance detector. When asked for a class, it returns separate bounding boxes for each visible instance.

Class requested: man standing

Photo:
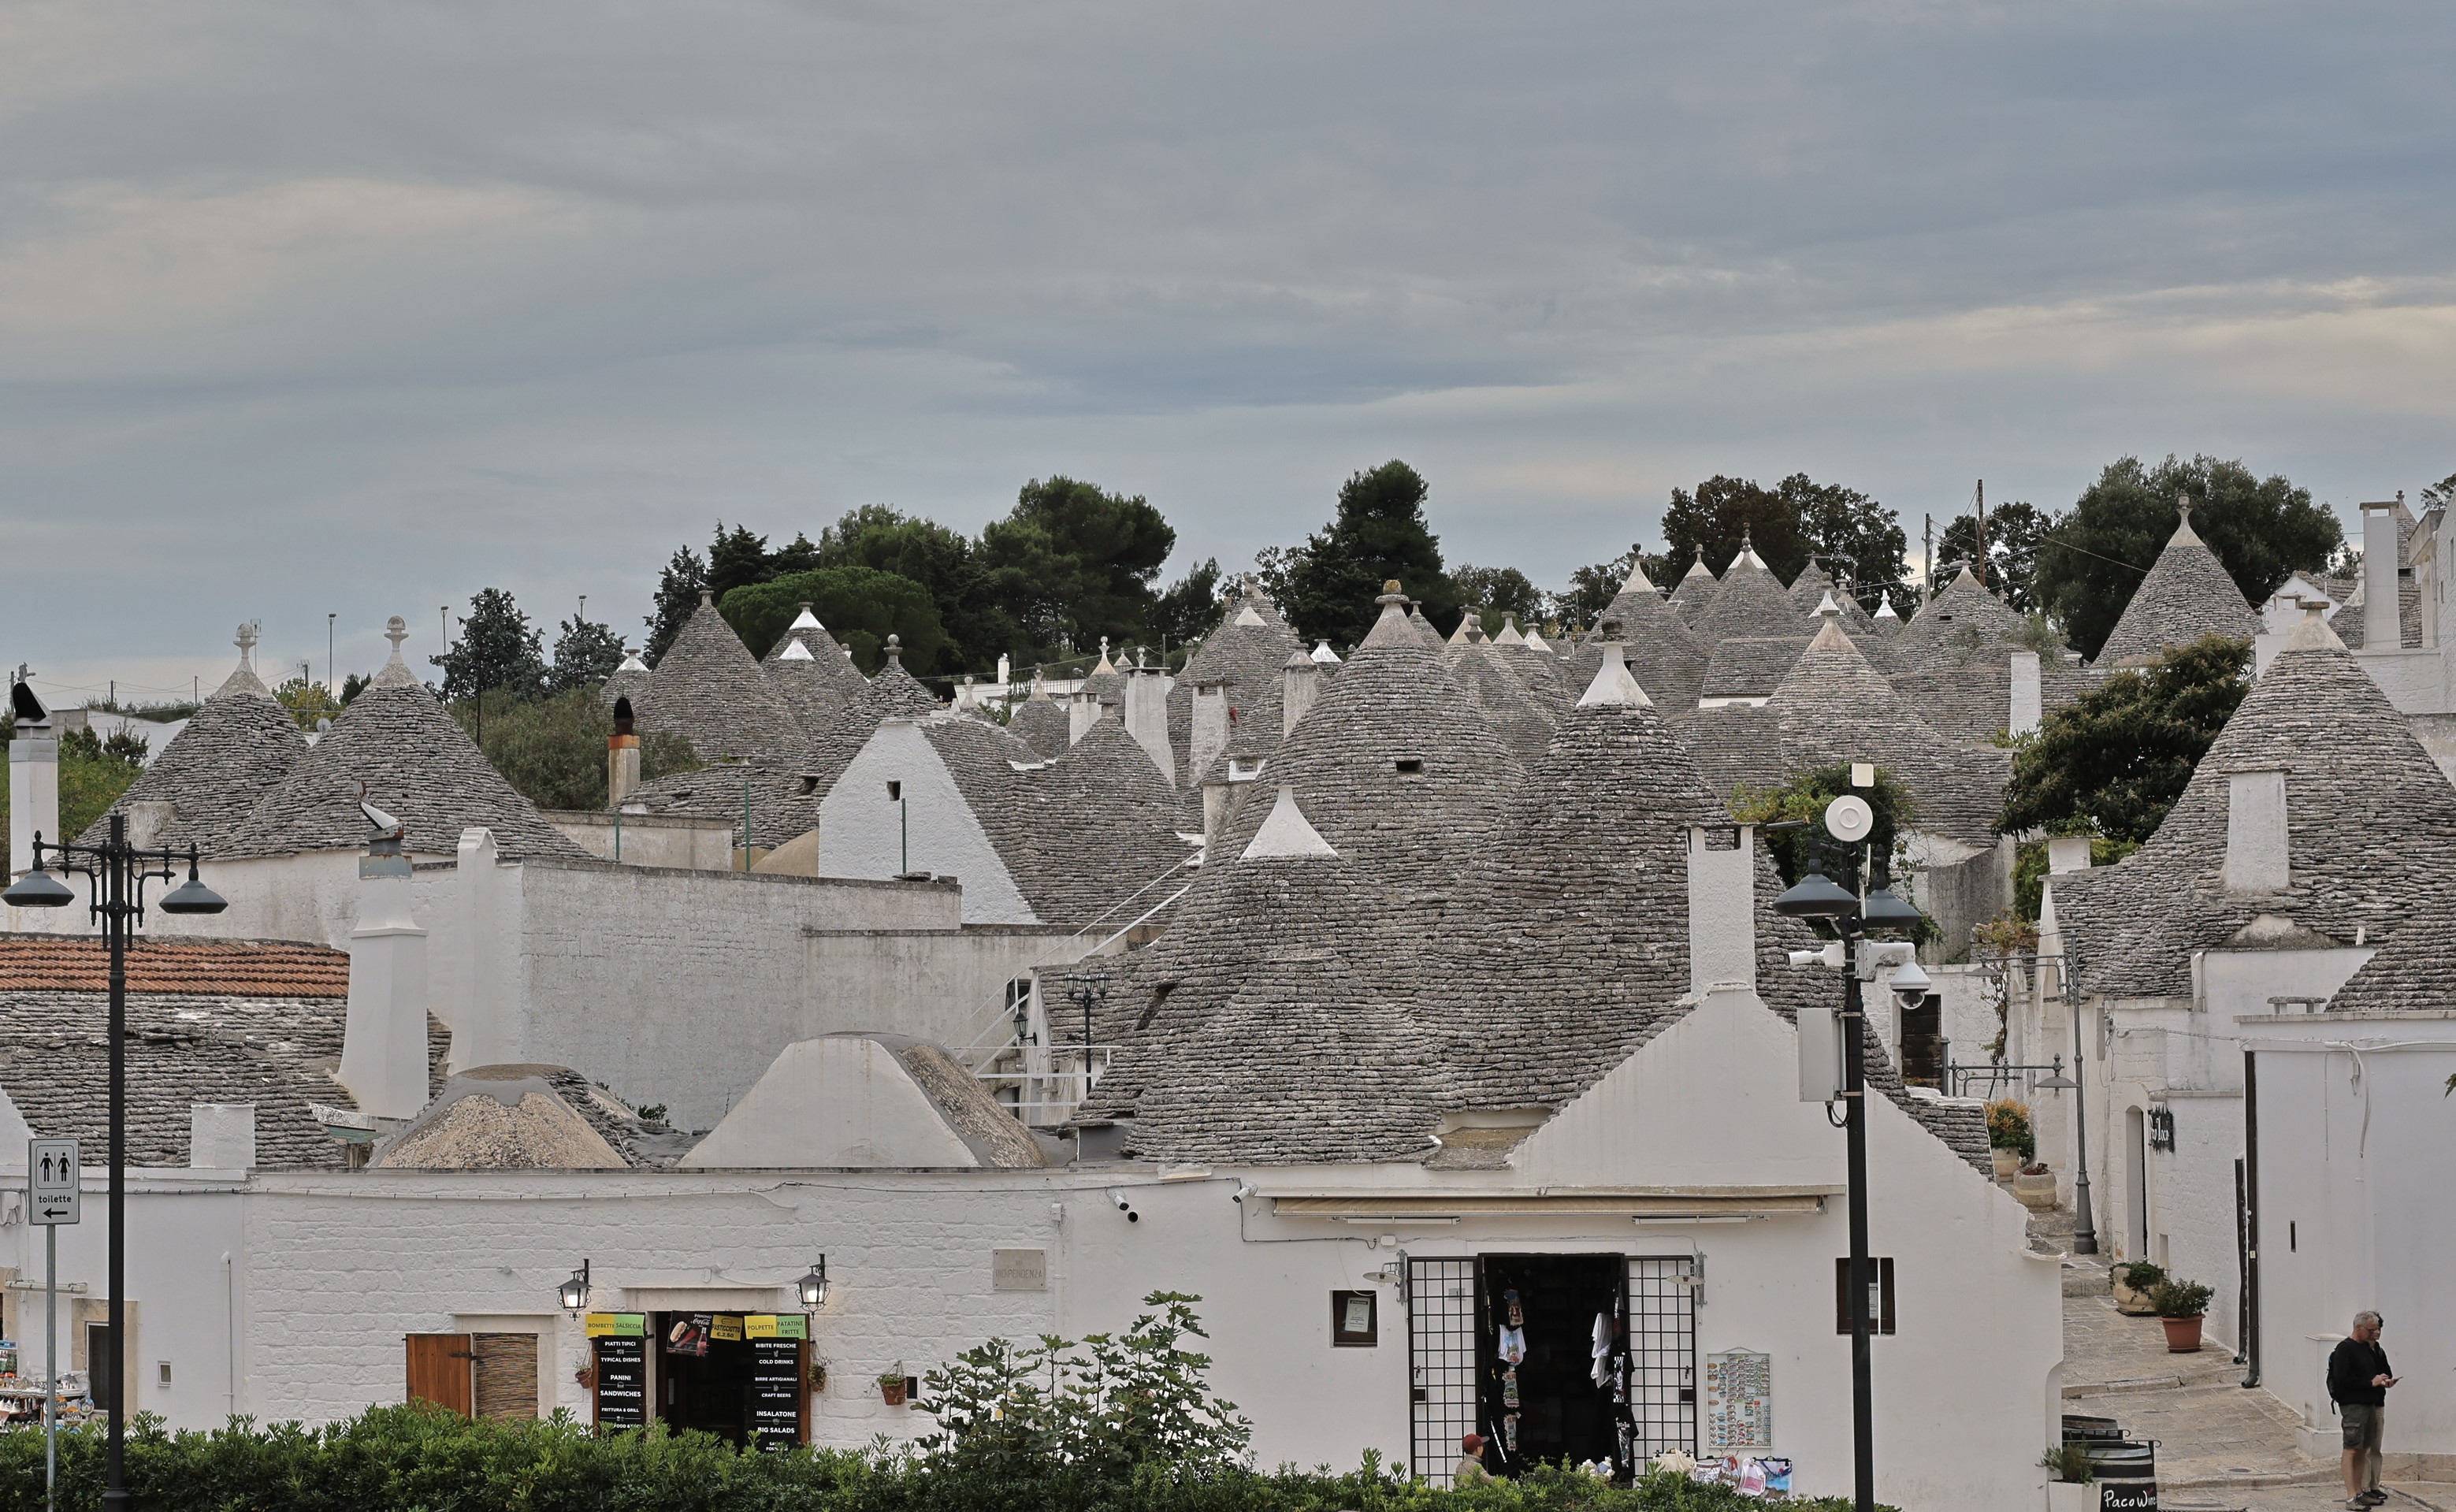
[2329,1311,2397,1509]
[1453,1432,1492,1485]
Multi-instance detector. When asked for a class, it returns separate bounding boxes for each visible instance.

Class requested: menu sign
[593,1336,648,1430]
[749,1339,803,1453]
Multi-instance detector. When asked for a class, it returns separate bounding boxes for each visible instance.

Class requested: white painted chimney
[1067,695,1098,745]
[607,694,641,807]
[1685,824,1759,997]
[1190,679,1230,778]
[339,824,431,1120]
[8,682,58,882]
[2363,503,2401,651]
[1123,661,1174,784]
[1283,652,1321,735]
[448,828,512,1072]
[188,1103,256,1169]
[1200,776,1232,852]
[2008,650,2043,736]
[2223,769,2289,893]
[2045,835,2094,875]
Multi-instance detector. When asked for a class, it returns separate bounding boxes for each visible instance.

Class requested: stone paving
[2028,1198,2449,1511]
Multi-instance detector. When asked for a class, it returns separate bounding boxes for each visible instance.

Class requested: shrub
[2039,1441,2095,1484]
[1985,1099,2035,1157]
[2112,1261,2165,1292]
[2149,1279,2214,1320]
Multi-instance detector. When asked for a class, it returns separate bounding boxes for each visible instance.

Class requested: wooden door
[471,1333,539,1421]
[405,1333,474,1417]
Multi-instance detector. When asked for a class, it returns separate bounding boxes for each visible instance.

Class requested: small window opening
[2290,1221,2297,1253]
[886,781,903,801]
[1392,757,1424,775]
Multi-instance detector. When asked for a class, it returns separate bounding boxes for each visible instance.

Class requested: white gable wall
[820,723,1035,924]
[683,1038,983,1168]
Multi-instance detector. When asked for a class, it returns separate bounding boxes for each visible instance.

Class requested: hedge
[0,1406,1882,1512]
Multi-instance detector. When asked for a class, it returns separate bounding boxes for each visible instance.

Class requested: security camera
[1889,959,1933,1009]
[1786,942,1845,971]
[1231,1182,1258,1204]
[1109,1190,1139,1223]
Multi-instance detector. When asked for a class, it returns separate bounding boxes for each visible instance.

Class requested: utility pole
[327,613,336,697]
[1921,515,1934,607]
[1975,480,1989,587]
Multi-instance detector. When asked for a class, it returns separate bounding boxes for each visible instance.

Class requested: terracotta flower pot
[2013,1172,2060,1210]
[879,1379,908,1406]
[2160,1314,2204,1354]
[1992,1148,2023,1180]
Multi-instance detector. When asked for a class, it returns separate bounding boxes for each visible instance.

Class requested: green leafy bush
[0,1407,1886,1511]
[2038,1441,2095,1484]
[2111,1261,2165,1292]
[2149,1279,2214,1319]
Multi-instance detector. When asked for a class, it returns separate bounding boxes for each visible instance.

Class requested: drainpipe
[2241,1048,2261,1388]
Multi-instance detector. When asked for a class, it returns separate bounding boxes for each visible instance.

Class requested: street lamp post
[1774,811,1920,1512]
[2036,959,2099,1255]
[5,818,227,1511]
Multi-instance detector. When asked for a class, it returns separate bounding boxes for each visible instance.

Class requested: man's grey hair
[2354,1310,2383,1328]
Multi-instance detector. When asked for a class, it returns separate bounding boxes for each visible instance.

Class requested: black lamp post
[6,817,226,1511]
[1774,855,1918,1512]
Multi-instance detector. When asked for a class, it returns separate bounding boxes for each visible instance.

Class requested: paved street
[2038,1202,2450,1511]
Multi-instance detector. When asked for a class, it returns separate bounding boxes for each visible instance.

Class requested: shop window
[1832,1258,1897,1336]
[1330,1291,1377,1347]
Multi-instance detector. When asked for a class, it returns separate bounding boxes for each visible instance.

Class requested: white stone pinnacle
[1242,784,1339,860]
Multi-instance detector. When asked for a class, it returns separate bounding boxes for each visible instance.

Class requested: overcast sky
[6,0,2454,704]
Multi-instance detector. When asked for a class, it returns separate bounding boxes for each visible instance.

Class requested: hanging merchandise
[1501,1365,1520,1409]
[1501,1412,1520,1455]
[1503,1288,1525,1328]
[1759,1457,1793,1496]
[1497,1325,1526,1365]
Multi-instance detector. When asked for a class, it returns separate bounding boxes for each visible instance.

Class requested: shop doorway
[649,1313,807,1450]
[1406,1254,1694,1485]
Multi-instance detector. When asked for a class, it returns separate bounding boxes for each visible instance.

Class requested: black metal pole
[1841,920,1875,1512]
[104,815,128,1511]
[2068,977,2098,1255]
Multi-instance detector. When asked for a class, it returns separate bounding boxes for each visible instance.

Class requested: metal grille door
[1626,1257,1698,1462]
[1406,1257,1480,1483]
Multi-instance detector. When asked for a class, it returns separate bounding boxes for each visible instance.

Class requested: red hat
[1462,1432,1484,1451]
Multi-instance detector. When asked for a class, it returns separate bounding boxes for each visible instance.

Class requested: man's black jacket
[2329,1337,2392,1407]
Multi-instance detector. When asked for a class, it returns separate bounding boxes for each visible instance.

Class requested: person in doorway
[1454,1432,1493,1485]
[2329,1310,2398,1509]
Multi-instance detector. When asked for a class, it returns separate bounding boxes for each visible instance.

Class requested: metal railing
[1941,1057,2065,1101]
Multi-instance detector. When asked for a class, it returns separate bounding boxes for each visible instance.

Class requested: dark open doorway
[654,1313,757,1445]
[1477,1254,1628,1477]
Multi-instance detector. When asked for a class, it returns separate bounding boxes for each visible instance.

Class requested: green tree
[1447,563,1546,635]
[453,686,698,811]
[1269,461,1456,648]
[431,589,548,703]
[1150,558,1224,649]
[2422,471,2456,511]
[811,505,1016,674]
[1936,500,2053,615]
[273,677,342,730]
[1999,633,2251,845]
[548,613,629,693]
[708,522,776,604]
[643,544,708,666]
[58,726,147,840]
[1556,544,1674,630]
[723,567,949,674]
[1663,473,1906,604]
[2034,455,2342,661]
[980,476,1176,656]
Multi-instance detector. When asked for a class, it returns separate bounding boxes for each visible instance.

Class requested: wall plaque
[992,1247,1048,1292]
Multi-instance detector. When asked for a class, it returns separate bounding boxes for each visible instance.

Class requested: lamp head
[1773,869,1859,921]
[559,1259,591,1313]
[798,1258,830,1309]
[3,860,74,909]
[1860,886,1922,932]
[158,854,228,916]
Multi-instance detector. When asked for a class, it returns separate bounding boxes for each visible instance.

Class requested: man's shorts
[2342,1402,2385,1451]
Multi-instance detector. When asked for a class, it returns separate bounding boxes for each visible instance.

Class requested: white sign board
[1704,1347,1773,1453]
[28,1139,79,1226]
[991,1248,1047,1292]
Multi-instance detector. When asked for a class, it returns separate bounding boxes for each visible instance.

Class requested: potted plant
[2109,1261,2165,1316]
[2012,1162,2060,1210]
[1986,1098,2035,1181]
[2151,1279,2213,1352]
[2039,1441,2095,1510]
[877,1366,908,1406]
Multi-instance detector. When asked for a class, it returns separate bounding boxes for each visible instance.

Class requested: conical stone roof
[634,593,800,761]
[2056,610,2456,997]
[1687,548,1800,644]
[1445,641,1557,759]
[1666,551,1719,624]
[1006,682,1071,759]
[1893,567,2031,671]
[866,637,942,716]
[84,630,307,855]
[1764,618,2010,845]
[226,626,585,861]
[2094,507,2261,667]
[762,604,873,738]
[1165,587,1303,780]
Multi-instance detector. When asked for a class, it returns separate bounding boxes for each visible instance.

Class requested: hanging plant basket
[877,1369,908,1406]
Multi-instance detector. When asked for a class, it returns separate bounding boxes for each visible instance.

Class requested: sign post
[30,1139,80,1512]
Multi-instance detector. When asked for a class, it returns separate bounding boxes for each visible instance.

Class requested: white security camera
[1231,1182,1258,1204]
[1889,959,1933,1009]
[1109,1190,1139,1223]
